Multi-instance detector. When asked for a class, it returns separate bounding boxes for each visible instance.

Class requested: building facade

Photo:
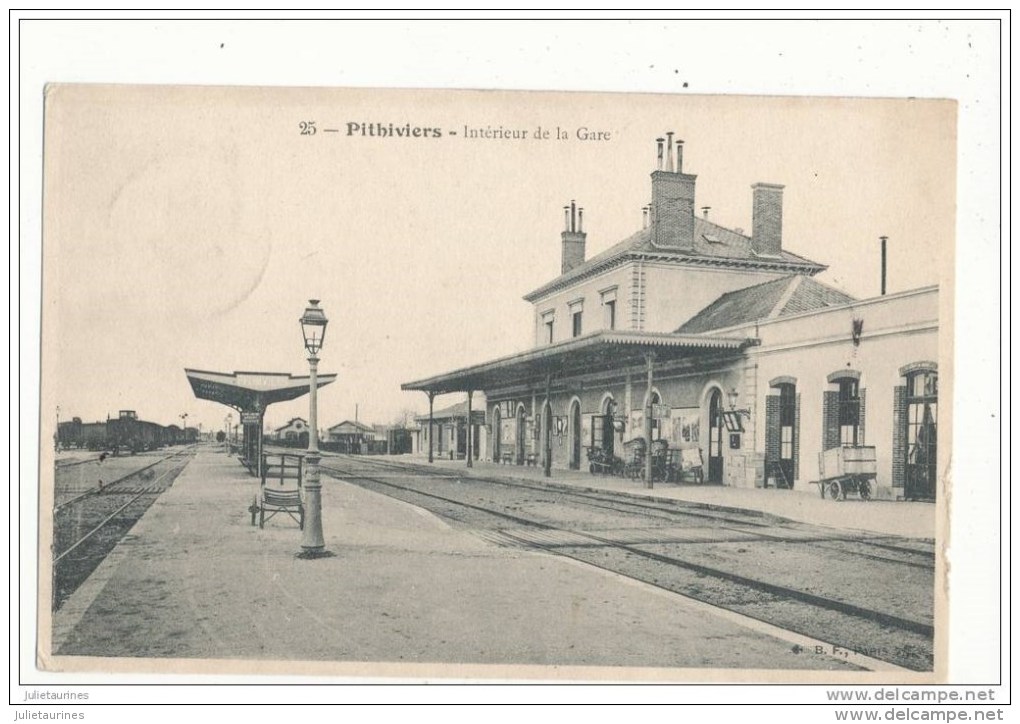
[403,138,940,502]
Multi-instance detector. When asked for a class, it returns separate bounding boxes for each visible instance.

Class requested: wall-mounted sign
[722,411,745,433]
[670,408,700,445]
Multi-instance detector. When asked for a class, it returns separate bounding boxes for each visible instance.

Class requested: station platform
[47,445,883,678]
[384,454,937,541]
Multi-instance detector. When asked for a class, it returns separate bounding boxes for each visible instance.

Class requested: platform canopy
[185,369,337,412]
[401,330,757,395]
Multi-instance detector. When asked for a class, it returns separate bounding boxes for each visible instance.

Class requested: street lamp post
[299,299,330,558]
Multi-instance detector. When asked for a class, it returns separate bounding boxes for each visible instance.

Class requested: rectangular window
[605,300,616,330]
[600,287,618,330]
[572,310,583,337]
[541,310,555,345]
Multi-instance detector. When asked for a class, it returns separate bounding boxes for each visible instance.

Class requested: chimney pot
[701,206,711,219]
[676,139,684,173]
[665,132,674,172]
[650,138,696,249]
[750,183,785,256]
[880,236,888,295]
[560,200,587,274]
[656,138,665,170]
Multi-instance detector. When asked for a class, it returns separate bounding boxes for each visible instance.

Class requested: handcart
[622,438,647,479]
[645,439,671,482]
[813,445,877,501]
[587,447,623,476]
[670,446,705,484]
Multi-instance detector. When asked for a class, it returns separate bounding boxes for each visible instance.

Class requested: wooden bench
[525,452,538,467]
[252,452,305,529]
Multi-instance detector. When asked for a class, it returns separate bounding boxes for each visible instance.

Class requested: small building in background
[413,402,486,461]
[326,420,375,454]
[273,418,309,447]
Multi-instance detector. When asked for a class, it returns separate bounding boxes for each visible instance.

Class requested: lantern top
[300,299,328,355]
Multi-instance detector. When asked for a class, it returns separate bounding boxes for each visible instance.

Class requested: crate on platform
[818,445,877,478]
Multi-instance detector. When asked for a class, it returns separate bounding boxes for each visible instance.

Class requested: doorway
[492,406,501,462]
[905,371,938,500]
[569,400,581,470]
[516,405,526,464]
[708,389,723,484]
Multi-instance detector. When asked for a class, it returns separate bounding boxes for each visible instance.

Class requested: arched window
[838,378,861,446]
[905,370,938,500]
[823,371,865,451]
[650,391,662,441]
[766,379,799,488]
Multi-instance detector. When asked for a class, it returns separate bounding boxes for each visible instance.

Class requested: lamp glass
[300,299,329,355]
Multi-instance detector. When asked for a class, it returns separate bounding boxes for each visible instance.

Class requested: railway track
[324,453,936,565]
[51,449,196,611]
[54,446,198,510]
[319,455,934,672]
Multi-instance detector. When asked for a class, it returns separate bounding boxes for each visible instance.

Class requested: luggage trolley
[813,445,877,501]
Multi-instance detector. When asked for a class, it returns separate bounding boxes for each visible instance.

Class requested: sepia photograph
[15,14,1004,713]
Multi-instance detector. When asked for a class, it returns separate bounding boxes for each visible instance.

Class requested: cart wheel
[826,479,843,501]
[858,479,872,501]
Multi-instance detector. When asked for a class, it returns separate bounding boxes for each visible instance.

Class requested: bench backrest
[261,452,304,489]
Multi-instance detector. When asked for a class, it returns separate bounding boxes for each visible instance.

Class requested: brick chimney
[650,134,697,250]
[751,182,784,256]
[561,200,586,274]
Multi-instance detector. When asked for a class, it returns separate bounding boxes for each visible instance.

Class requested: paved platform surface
[390,455,937,540]
[48,447,877,677]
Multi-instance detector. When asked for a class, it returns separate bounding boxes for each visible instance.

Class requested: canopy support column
[427,391,436,464]
[645,352,655,489]
[466,390,473,468]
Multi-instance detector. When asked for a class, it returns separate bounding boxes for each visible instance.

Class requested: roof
[402,329,757,395]
[275,417,307,431]
[329,420,374,433]
[524,216,826,302]
[185,369,337,412]
[676,275,857,334]
[415,401,487,422]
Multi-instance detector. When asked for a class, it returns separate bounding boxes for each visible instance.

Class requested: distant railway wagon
[57,410,195,452]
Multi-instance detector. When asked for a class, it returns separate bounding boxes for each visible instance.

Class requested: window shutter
[765,395,780,464]
[794,392,801,480]
[892,385,906,489]
[823,390,840,450]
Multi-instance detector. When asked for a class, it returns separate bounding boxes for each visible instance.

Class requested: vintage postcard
[38,84,954,683]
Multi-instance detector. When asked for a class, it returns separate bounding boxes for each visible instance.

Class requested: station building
[412,402,486,462]
[327,420,375,453]
[403,138,940,501]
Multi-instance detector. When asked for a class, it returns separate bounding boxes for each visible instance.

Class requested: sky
[43,86,954,433]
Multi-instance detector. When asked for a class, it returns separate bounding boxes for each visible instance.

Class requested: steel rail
[54,448,193,513]
[320,462,934,643]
